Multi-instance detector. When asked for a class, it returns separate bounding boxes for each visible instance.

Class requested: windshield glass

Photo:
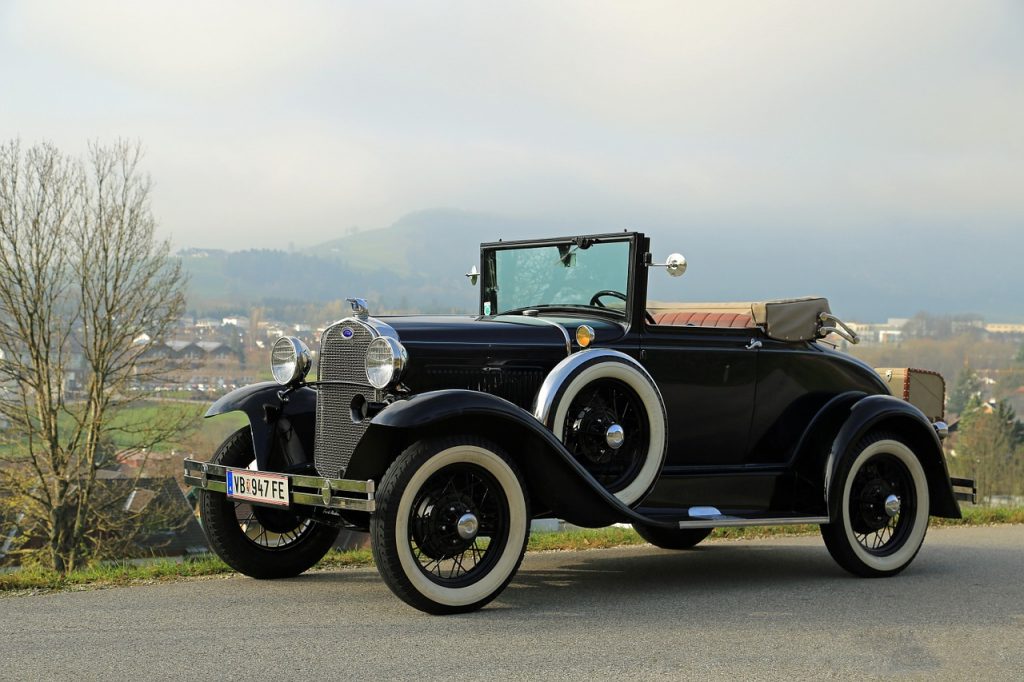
[487,239,631,315]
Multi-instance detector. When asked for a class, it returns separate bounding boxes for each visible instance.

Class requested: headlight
[270,336,312,385]
[365,336,407,389]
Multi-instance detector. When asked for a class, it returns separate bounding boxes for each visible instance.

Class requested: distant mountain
[180,208,1024,323]
[181,209,540,317]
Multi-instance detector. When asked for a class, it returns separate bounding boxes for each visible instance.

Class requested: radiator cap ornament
[347,297,369,320]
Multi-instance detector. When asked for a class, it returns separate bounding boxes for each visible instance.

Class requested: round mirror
[665,253,687,277]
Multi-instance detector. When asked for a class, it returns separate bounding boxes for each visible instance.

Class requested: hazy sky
[2,1,1022,254]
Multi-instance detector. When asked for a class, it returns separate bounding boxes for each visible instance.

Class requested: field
[0,400,248,460]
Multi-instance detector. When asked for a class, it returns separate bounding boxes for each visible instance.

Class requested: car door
[640,325,760,468]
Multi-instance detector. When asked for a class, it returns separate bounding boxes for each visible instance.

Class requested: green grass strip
[2,506,1020,593]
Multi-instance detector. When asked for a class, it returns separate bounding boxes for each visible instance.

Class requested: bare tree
[0,140,190,573]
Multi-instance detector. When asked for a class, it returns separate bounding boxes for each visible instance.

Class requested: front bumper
[183,458,376,513]
[951,477,977,504]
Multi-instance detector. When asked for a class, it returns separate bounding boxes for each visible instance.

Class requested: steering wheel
[589,289,627,307]
[589,290,656,325]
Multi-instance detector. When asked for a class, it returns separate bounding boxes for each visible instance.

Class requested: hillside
[179,208,1024,323]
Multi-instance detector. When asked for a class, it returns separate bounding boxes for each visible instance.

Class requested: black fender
[205,381,317,472]
[787,391,868,515]
[824,394,960,519]
[344,389,674,529]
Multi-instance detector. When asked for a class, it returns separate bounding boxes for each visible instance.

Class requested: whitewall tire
[545,356,667,506]
[371,436,530,614]
[821,433,930,577]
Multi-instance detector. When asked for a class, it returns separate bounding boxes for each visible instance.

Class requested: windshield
[484,239,632,315]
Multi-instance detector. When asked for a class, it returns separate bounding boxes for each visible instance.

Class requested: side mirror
[465,265,479,286]
[664,253,687,277]
[650,253,687,277]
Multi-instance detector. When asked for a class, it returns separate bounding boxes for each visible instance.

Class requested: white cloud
[7,0,342,95]
[2,1,1022,249]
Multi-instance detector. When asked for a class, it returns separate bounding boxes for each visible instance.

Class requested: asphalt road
[2,525,1023,681]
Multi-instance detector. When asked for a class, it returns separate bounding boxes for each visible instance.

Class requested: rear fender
[205,382,317,472]
[787,391,867,514]
[345,390,665,528]
[825,394,960,519]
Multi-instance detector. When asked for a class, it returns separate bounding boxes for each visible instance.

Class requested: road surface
[2,525,1022,680]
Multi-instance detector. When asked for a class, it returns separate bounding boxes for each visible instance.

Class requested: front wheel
[820,433,930,577]
[371,436,530,615]
[199,428,340,579]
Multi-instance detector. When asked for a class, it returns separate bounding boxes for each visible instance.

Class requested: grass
[2,506,1021,594]
[0,400,216,459]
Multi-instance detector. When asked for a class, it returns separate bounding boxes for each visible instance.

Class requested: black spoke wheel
[821,432,930,578]
[372,436,530,615]
[548,355,667,506]
[848,454,916,556]
[199,428,339,579]
[563,378,649,493]
[232,501,314,551]
[408,463,509,585]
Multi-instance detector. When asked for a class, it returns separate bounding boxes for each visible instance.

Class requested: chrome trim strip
[319,313,400,348]
[531,317,572,356]
[677,515,829,529]
[183,459,375,512]
[533,348,662,427]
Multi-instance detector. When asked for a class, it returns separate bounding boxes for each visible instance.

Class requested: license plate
[226,469,290,507]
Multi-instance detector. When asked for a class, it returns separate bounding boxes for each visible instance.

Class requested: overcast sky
[2,1,1022,256]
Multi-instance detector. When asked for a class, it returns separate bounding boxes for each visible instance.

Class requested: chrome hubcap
[456,512,479,540]
[884,494,901,518]
[605,423,625,449]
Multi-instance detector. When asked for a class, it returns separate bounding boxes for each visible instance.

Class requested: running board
[676,506,829,529]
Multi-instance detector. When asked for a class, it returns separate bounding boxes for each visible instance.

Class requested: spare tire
[536,351,667,506]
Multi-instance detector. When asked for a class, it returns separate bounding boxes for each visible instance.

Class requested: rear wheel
[820,433,929,577]
[633,524,712,550]
[371,436,530,615]
[199,428,339,579]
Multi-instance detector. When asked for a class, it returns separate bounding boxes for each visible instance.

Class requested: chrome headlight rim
[270,336,312,385]
[364,336,407,389]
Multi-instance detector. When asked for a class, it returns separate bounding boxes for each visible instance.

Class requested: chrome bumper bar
[183,458,375,513]
[950,477,976,505]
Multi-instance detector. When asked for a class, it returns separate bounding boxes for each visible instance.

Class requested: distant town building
[985,323,1024,335]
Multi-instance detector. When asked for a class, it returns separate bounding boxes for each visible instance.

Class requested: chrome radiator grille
[314,320,374,478]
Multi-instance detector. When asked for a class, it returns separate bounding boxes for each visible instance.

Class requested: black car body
[186,231,975,614]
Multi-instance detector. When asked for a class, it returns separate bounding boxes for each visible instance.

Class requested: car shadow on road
[479,539,1014,627]
[512,542,839,598]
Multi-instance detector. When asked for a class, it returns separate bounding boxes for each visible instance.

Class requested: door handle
[745,339,762,350]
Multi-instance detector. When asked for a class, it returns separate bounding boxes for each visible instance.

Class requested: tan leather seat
[652,311,753,328]
[648,297,829,340]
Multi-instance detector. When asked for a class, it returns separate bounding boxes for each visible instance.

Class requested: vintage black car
[185,231,975,614]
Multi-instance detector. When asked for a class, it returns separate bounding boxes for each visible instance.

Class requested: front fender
[205,382,317,472]
[346,389,670,528]
[825,394,959,518]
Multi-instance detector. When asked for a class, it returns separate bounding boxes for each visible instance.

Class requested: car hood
[379,314,625,350]
[373,314,625,410]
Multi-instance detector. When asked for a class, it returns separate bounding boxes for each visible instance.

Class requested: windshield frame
[479,232,644,324]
